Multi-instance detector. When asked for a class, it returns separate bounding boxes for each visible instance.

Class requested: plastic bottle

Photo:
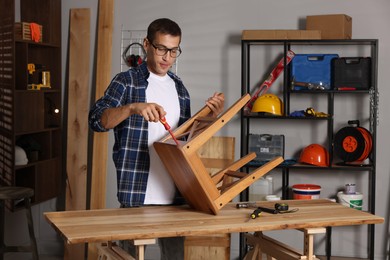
[266,176,274,195]
[249,177,269,201]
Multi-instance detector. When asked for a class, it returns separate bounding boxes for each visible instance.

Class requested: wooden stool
[154,94,283,215]
[0,186,39,260]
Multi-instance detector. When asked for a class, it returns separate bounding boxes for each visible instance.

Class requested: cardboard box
[242,30,321,40]
[306,14,352,39]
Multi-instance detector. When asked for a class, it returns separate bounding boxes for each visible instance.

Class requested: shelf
[240,38,378,260]
[246,161,374,171]
[289,89,372,94]
[0,0,63,211]
[243,114,331,120]
[242,39,378,45]
[15,38,61,48]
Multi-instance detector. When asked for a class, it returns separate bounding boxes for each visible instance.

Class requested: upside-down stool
[154,94,283,215]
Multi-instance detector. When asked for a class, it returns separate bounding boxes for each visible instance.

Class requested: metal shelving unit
[239,39,378,260]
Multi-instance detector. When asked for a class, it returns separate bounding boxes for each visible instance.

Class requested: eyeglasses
[149,42,182,58]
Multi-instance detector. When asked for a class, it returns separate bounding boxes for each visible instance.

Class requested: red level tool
[160,116,180,146]
[245,50,295,113]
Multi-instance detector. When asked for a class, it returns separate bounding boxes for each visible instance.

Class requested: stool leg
[25,197,39,260]
[0,200,5,260]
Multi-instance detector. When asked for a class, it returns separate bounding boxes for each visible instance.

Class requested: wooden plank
[90,0,114,210]
[64,8,91,260]
[66,7,91,213]
[44,200,384,245]
[89,1,114,258]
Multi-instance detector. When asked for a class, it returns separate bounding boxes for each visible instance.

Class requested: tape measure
[275,203,289,211]
[334,120,372,163]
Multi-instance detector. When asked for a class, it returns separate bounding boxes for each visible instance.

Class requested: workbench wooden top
[44,199,383,244]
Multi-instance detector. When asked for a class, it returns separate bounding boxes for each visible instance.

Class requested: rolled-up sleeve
[88,73,128,132]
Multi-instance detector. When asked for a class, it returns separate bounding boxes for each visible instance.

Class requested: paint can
[345,183,356,194]
[292,184,321,200]
[337,191,363,210]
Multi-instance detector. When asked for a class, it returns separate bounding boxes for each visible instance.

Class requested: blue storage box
[291,54,339,90]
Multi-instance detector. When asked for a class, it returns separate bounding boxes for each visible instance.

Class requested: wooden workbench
[44,199,383,245]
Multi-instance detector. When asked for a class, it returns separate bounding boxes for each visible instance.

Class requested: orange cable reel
[334,120,373,163]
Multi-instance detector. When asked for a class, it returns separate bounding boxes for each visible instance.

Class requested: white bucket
[337,191,363,210]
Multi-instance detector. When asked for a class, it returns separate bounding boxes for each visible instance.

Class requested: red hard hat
[299,144,329,167]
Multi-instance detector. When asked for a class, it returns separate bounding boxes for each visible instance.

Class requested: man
[89,18,224,259]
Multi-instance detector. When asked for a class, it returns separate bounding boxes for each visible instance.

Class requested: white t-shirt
[144,72,180,205]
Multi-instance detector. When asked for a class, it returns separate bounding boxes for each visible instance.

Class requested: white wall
[57,1,390,259]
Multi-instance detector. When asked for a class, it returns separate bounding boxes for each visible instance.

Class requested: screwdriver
[159,116,180,146]
[250,208,262,219]
[256,206,279,214]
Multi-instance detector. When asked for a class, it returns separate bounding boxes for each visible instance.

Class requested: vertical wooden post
[90,0,114,211]
[65,8,91,260]
[88,0,114,259]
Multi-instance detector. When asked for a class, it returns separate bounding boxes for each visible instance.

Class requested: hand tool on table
[256,206,279,214]
[160,116,180,146]
[240,202,297,218]
[247,208,262,221]
[236,202,257,209]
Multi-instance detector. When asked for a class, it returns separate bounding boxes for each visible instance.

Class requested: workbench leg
[302,228,326,260]
[132,239,156,260]
[135,245,144,260]
[303,230,314,259]
[326,227,332,260]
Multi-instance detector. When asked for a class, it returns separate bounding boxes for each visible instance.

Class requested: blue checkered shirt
[88,62,191,207]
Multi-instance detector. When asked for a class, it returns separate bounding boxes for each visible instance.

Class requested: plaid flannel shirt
[89,62,191,207]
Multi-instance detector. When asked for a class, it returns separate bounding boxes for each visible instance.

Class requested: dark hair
[147,18,182,43]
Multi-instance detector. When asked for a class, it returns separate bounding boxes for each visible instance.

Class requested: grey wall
[7,1,388,259]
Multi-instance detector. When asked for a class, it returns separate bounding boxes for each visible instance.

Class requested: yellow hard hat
[251,94,283,116]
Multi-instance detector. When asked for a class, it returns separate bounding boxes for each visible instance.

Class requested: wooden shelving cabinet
[240,39,378,259]
[0,0,62,210]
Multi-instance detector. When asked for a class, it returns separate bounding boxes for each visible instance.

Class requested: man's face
[144,32,181,76]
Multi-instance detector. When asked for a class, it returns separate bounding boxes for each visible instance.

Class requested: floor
[318,257,366,260]
[2,252,367,259]
[4,254,62,260]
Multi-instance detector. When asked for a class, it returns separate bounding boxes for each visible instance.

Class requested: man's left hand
[206,92,224,117]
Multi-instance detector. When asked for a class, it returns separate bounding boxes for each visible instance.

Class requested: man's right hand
[101,102,166,129]
[131,102,166,122]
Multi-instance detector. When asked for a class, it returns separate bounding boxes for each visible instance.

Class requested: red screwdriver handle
[159,116,170,130]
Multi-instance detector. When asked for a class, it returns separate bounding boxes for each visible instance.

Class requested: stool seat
[0,187,34,201]
[0,186,39,260]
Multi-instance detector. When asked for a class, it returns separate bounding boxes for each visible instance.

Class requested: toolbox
[291,54,339,90]
[331,57,371,90]
[249,134,285,162]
